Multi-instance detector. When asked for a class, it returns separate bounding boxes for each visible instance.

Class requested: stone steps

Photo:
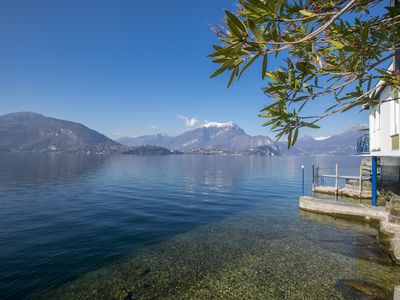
[344,178,371,192]
[387,192,400,225]
[389,214,400,224]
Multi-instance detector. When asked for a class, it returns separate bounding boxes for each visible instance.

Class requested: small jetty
[299,195,400,263]
[312,160,372,199]
[300,160,400,263]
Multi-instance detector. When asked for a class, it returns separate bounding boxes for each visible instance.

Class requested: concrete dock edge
[299,196,388,221]
[299,196,400,263]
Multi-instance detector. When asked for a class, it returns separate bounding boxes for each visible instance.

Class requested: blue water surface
[1,154,393,299]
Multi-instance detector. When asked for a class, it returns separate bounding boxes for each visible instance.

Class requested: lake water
[0,154,399,299]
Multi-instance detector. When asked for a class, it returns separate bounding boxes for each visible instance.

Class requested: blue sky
[0,0,368,139]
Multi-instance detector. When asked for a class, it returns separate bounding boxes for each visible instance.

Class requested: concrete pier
[299,196,400,262]
[313,186,372,199]
[300,196,386,220]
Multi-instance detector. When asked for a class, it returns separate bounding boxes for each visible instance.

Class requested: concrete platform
[313,186,372,199]
[299,196,400,263]
[300,196,386,220]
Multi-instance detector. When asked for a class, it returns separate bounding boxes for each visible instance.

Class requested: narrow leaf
[287,130,292,149]
[240,54,261,78]
[328,40,344,50]
[292,127,299,146]
[262,53,268,79]
[225,10,247,33]
[227,68,237,88]
[248,19,264,42]
[299,9,316,17]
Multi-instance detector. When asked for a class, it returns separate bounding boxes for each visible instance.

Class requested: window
[370,105,381,151]
[374,106,381,132]
[391,99,399,136]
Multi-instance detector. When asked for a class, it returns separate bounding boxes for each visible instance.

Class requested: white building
[369,65,400,158]
[367,63,400,197]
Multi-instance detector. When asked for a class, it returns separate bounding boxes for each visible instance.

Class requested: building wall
[370,85,400,157]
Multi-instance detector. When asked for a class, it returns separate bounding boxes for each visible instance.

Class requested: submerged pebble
[36,210,400,300]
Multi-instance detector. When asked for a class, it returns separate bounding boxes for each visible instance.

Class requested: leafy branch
[209,0,400,147]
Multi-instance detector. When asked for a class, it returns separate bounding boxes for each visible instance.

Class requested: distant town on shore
[0,112,365,156]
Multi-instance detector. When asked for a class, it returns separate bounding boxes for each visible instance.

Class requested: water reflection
[0,153,108,185]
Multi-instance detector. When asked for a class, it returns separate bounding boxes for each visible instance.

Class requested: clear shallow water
[0,154,398,299]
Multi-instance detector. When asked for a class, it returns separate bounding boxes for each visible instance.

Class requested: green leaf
[328,40,344,50]
[265,72,277,80]
[227,68,237,88]
[287,130,292,149]
[210,66,228,78]
[292,127,299,146]
[376,68,391,77]
[246,0,270,13]
[304,122,320,129]
[226,17,244,38]
[248,19,264,42]
[258,113,272,118]
[208,44,238,58]
[264,85,284,93]
[212,45,222,51]
[299,9,316,17]
[210,59,236,78]
[325,103,339,113]
[225,10,247,33]
[361,23,370,44]
[239,53,261,78]
[262,53,268,79]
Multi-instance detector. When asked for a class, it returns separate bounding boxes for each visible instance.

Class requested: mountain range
[0,112,366,155]
[119,122,279,153]
[118,121,367,156]
[0,112,172,155]
[0,112,119,153]
[277,126,368,155]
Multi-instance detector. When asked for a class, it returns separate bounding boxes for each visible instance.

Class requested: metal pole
[312,164,315,190]
[302,165,305,196]
[359,164,363,198]
[372,156,378,206]
[335,163,339,196]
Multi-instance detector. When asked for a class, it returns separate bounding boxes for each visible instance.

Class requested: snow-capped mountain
[118,122,279,153]
[200,121,237,128]
[277,126,367,155]
[118,123,367,155]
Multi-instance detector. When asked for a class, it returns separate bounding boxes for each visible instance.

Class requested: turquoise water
[0,154,398,299]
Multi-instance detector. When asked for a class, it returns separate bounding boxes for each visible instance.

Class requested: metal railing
[357,134,370,154]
